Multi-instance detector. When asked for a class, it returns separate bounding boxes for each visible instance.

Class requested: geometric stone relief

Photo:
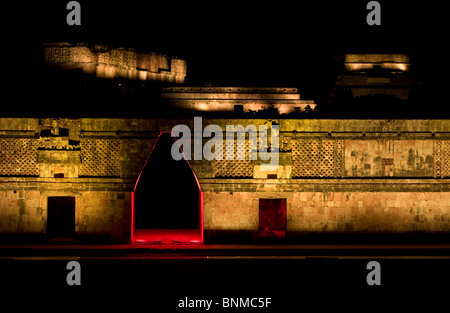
[0,138,39,176]
[291,139,335,177]
[435,140,442,178]
[213,139,253,178]
[443,140,450,178]
[79,139,121,177]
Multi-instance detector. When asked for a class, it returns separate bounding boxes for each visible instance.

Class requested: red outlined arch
[131,132,203,244]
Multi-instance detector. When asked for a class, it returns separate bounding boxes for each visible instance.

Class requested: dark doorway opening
[259,198,286,239]
[133,132,202,244]
[47,196,75,240]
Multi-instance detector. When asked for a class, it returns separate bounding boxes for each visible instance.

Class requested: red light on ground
[132,229,203,245]
[132,132,203,245]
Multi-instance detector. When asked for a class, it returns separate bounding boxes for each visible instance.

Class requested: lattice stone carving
[335,140,343,178]
[214,139,253,177]
[435,140,442,178]
[79,139,120,177]
[0,138,39,176]
[291,139,334,177]
[443,140,450,178]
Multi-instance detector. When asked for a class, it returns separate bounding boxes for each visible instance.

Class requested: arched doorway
[132,132,203,244]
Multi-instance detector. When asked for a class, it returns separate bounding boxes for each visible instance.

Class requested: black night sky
[1,1,447,117]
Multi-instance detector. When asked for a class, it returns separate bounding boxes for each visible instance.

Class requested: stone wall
[0,118,449,243]
[201,180,450,242]
[0,139,39,176]
[0,177,134,242]
[203,192,257,231]
[0,190,44,235]
[288,191,449,233]
[75,191,132,242]
[344,140,435,177]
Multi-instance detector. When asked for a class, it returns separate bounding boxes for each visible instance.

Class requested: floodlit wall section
[0,118,449,242]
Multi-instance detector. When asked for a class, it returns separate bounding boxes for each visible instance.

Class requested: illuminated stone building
[1,117,449,243]
[0,48,449,244]
[329,54,423,110]
[160,87,316,115]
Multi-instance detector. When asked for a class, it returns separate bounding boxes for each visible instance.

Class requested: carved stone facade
[0,139,39,176]
[213,139,253,178]
[291,139,335,177]
[79,139,121,177]
[0,118,449,243]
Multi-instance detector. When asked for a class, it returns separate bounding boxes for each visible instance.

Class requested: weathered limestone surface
[0,190,44,234]
[38,150,80,178]
[0,118,449,242]
[0,178,134,241]
[203,192,258,231]
[203,189,450,234]
[76,191,131,241]
[344,140,434,177]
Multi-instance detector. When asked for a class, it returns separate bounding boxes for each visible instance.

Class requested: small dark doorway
[259,198,286,238]
[47,196,75,240]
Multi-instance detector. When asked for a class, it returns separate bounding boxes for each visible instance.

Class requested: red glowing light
[259,199,286,239]
[132,230,203,245]
[132,132,203,245]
